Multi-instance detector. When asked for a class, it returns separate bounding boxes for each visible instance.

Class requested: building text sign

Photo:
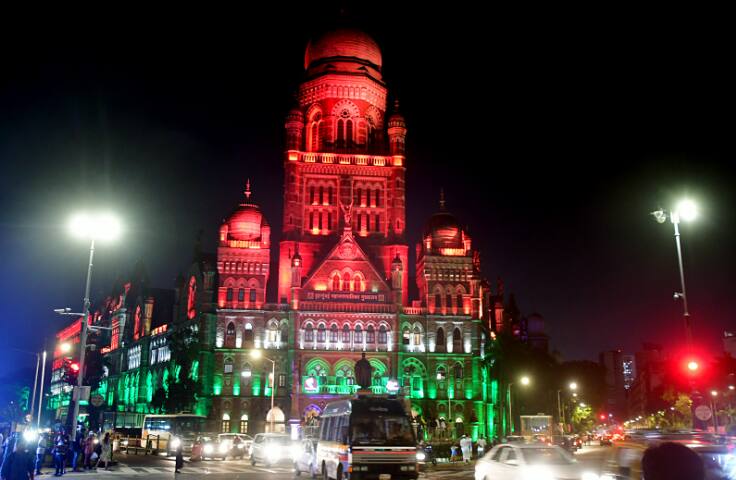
[305,291,386,303]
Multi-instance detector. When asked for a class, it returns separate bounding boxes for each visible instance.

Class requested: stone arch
[304,357,330,377]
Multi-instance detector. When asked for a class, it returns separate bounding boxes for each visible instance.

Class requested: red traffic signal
[70,362,80,372]
[600,414,607,421]
[62,358,80,384]
[687,360,699,372]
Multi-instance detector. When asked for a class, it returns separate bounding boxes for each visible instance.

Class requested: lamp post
[61,212,121,442]
[557,382,578,435]
[651,200,697,349]
[251,350,276,432]
[12,348,48,426]
[711,390,719,433]
[507,376,531,435]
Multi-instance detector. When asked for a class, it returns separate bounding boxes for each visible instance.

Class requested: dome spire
[245,179,252,200]
[439,188,446,211]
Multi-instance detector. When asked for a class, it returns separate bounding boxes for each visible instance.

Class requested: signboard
[695,404,713,421]
[304,291,386,303]
[72,386,91,402]
[90,394,105,407]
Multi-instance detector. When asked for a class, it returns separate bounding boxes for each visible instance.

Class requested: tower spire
[245,179,252,200]
[439,188,446,210]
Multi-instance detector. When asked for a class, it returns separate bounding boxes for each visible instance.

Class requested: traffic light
[600,414,607,421]
[62,358,80,385]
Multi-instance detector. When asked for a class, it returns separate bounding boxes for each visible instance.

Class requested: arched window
[249,288,257,303]
[402,328,410,346]
[378,325,387,344]
[353,275,364,292]
[280,324,288,345]
[366,325,375,343]
[453,327,463,353]
[346,119,353,147]
[436,327,446,352]
[239,414,248,434]
[305,324,314,342]
[342,325,351,343]
[221,413,231,433]
[243,323,254,348]
[413,326,422,346]
[225,322,236,348]
[434,292,441,311]
[354,325,363,343]
[330,324,338,342]
[267,323,278,344]
[332,274,341,291]
[453,363,463,379]
[241,363,252,385]
[226,288,233,302]
[317,324,326,342]
[375,189,381,207]
[238,288,245,302]
[224,357,234,374]
[336,364,354,385]
[456,294,464,313]
[343,272,351,291]
[308,112,321,152]
[337,119,345,145]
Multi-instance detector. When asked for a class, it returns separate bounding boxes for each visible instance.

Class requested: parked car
[250,433,292,466]
[293,438,318,477]
[475,443,599,480]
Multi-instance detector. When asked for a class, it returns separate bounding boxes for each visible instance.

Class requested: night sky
[1,5,735,394]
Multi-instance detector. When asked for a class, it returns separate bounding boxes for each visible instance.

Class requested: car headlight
[416,451,426,461]
[582,473,600,480]
[204,444,214,455]
[237,444,245,449]
[219,443,229,454]
[268,450,280,462]
[171,437,181,449]
[22,430,38,443]
[291,445,302,460]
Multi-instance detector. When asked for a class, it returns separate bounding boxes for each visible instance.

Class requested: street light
[60,343,71,354]
[507,376,531,435]
[62,212,121,442]
[651,199,698,349]
[250,349,277,432]
[558,381,579,434]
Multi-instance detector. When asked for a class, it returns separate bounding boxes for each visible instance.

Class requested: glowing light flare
[676,199,698,222]
[520,376,531,386]
[69,213,121,241]
[687,360,700,372]
[569,382,578,391]
[60,343,72,354]
[250,349,262,360]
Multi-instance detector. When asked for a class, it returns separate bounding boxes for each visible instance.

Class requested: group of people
[448,435,486,463]
[0,428,113,479]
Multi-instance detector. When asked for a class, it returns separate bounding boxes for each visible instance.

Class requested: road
[38,446,611,479]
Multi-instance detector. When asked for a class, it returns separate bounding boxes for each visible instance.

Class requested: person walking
[34,434,47,476]
[174,441,184,474]
[70,434,83,472]
[83,433,95,470]
[95,433,111,471]
[52,435,68,476]
[476,436,487,458]
[1,437,35,480]
[459,435,472,464]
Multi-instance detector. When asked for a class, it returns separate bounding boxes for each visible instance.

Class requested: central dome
[304,28,382,70]
[424,212,463,249]
[228,203,266,241]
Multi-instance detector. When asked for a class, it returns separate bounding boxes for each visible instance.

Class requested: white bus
[142,414,208,455]
[316,396,418,480]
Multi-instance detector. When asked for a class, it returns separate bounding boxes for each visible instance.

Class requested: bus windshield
[351,415,414,446]
[144,416,207,436]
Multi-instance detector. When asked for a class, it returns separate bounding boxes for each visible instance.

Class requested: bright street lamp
[569,382,578,391]
[558,381,579,434]
[60,343,72,354]
[250,350,277,432]
[651,199,697,349]
[507,376,531,435]
[64,211,121,442]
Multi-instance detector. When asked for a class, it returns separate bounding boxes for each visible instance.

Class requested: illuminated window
[366,325,375,343]
[267,324,278,344]
[337,119,345,145]
[353,275,364,292]
[332,274,340,291]
[413,326,422,346]
[238,288,245,302]
[305,324,314,342]
[279,374,286,387]
[402,328,410,345]
[243,323,254,348]
[378,325,387,344]
[239,414,248,433]
[249,289,256,303]
[342,325,350,343]
[226,288,233,302]
[330,324,338,342]
[317,324,326,342]
[224,357,234,374]
[354,325,363,343]
[436,328,446,352]
[343,272,351,291]
[346,119,353,147]
[221,413,230,433]
[225,322,236,348]
[453,328,463,352]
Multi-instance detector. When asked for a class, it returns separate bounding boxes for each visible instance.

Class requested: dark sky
[1,5,735,391]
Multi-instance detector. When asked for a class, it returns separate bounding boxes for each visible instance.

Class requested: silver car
[475,443,600,480]
[293,439,318,477]
[250,433,292,466]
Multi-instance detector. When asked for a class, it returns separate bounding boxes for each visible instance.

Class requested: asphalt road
[36,446,611,479]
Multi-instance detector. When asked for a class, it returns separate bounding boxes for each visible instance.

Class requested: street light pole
[37,351,47,428]
[30,352,40,422]
[251,350,276,432]
[71,238,95,442]
[508,383,514,435]
[672,216,693,349]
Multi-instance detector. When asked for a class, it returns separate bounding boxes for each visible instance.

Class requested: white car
[293,438,318,477]
[250,433,292,466]
[475,444,600,480]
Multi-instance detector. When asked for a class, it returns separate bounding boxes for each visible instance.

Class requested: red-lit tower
[279,28,409,306]
[218,181,271,310]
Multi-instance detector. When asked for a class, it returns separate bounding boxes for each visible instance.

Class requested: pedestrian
[95,433,111,471]
[1,436,35,480]
[642,442,704,480]
[52,435,67,476]
[174,441,184,474]
[0,430,5,459]
[476,436,487,458]
[439,418,447,439]
[459,435,472,464]
[34,434,47,475]
[70,434,82,472]
[83,433,95,470]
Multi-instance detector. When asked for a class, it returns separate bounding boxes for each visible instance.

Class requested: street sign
[695,404,713,421]
[72,386,91,402]
[90,394,104,407]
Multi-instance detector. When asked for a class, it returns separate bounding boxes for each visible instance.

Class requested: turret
[387,100,407,156]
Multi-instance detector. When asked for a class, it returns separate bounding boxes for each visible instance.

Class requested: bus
[142,414,208,455]
[316,396,418,480]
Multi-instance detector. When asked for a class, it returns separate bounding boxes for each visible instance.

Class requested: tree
[571,405,594,433]
[151,387,167,414]
[165,326,200,413]
[661,388,692,430]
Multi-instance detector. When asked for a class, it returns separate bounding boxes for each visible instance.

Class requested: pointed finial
[439,188,446,210]
[245,179,252,200]
[394,99,400,111]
